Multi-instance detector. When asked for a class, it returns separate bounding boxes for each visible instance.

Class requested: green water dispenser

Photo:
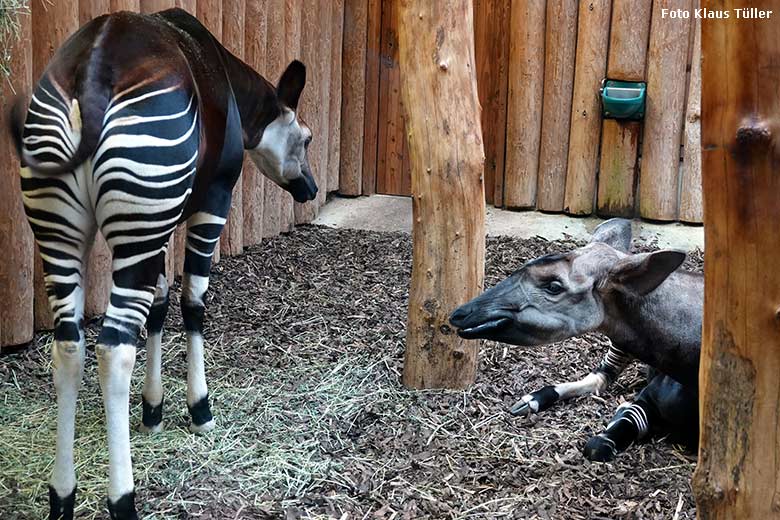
[600,80,646,120]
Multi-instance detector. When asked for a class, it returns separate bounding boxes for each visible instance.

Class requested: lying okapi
[449,219,702,461]
[9,8,316,520]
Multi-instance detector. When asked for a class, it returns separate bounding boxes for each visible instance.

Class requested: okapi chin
[8,8,317,519]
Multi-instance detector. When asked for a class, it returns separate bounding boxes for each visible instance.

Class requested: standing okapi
[9,8,317,519]
[449,219,702,461]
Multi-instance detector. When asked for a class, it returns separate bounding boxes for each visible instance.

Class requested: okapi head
[248,60,317,203]
[449,219,686,346]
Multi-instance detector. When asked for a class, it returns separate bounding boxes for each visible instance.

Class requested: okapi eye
[544,280,565,295]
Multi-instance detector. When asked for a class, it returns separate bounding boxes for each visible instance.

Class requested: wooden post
[242,0,267,246]
[264,0,284,233]
[398,0,486,389]
[327,0,345,194]
[361,0,381,196]
[376,1,407,196]
[596,0,651,217]
[536,0,578,212]
[503,0,545,209]
[293,0,320,223]
[139,0,174,12]
[679,16,702,224]
[692,2,780,516]
[80,0,110,23]
[562,0,611,216]
[219,0,245,256]
[474,0,509,206]
[638,0,692,221]
[110,0,140,10]
[31,0,80,330]
[315,0,332,206]
[338,0,368,196]
[279,0,301,233]
[0,7,35,348]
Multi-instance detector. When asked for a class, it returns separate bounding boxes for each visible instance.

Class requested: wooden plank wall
[355,0,702,224]
[0,0,342,349]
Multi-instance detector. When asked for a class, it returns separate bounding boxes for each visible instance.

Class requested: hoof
[49,485,76,520]
[107,491,138,520]
[189,418,215,434]
[510,386,559,416]
[584,435,617,462]
[138,421,163,434]
[510,397,534,416]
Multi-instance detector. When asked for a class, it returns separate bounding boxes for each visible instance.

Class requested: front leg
[511,345,632,416]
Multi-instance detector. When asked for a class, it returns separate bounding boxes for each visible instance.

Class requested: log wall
[358,0,701,223]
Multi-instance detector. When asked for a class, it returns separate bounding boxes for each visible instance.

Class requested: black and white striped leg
[140,271,169,433]
[181,210,228,433]
[511,345,632,416]
[22,154,92,519]
[584,400,654,462]
[97,252,166,520]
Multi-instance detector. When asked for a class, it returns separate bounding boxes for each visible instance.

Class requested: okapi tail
[8,45,112,174]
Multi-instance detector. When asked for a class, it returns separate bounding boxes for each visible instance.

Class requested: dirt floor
[0,226,703,519]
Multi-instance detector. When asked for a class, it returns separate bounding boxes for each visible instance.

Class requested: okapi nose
[449,304,472,326]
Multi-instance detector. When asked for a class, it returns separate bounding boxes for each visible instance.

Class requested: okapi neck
[218,47,280,149]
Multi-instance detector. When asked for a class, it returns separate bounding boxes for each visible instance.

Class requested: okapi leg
[181,210,228,433]
[140,270,170,433]
[45,257,89,520]
[96,253,165,520]
[511,345,632,416]
[581,371,690,462]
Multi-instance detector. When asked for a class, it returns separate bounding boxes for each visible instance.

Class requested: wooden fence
[0,0,343,349]
[340,0,702,223]
[0,0,702,349]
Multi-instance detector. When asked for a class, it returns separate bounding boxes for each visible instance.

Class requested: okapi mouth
[456,317,513,340]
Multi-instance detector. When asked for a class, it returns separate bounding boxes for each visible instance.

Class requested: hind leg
[22,161,96,518]
[583,373,695,462]
[140,267,170,433]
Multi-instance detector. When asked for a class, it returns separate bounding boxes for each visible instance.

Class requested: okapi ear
[607,250,686,296]
[589,218,633,253]
[277,60,306,110]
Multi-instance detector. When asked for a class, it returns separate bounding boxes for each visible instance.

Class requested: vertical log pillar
[264,0,285,232]
[110,0,140,10]
[220,0,245,256]
[338,0,368,196]
[679,16,702,224]
[327,0,345,194]
[562,0,611,216]
[596,0,651,217]
[31,0,80,330]
[639,0,692,221]
[474,0,510,206]
[80,0,110,23]
[692,2,780,516]
[293,0,320,223]
[242,0,267,246]
[361,0,381,196]
[399,0,486,389]
[0,8,34,348]
[503,0,545,209]
[280,0,302,233]
[139,0,173,12]
[536,0,578,212]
